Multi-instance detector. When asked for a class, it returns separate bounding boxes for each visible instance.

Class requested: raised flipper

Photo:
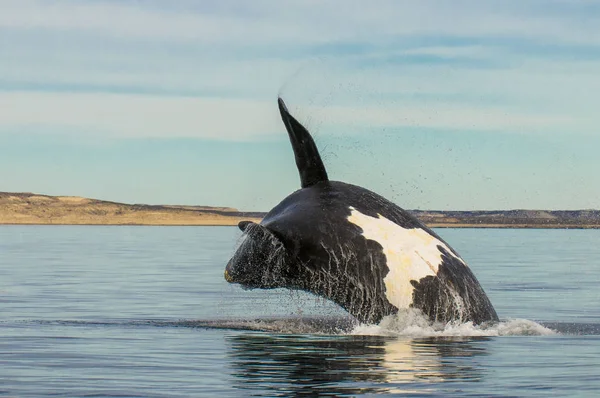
[278,98,328,188]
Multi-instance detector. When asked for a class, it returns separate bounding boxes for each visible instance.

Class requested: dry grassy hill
[413,209,600,228]
[1,192,599,228]
[0,192,263,225]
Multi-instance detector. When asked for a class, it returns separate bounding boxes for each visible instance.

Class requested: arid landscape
[0,192,263,226]
[412,209,600,229]
[1,191,600,228]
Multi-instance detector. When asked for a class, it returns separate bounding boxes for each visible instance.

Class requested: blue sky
[2,0,600,210]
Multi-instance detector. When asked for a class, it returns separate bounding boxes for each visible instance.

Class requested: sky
[1,0,600,211]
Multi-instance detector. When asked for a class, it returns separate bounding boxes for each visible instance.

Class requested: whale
[224,98,499,325]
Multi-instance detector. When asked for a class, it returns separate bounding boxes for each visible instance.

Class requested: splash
[12,315,571,336]
[351,309,555,337]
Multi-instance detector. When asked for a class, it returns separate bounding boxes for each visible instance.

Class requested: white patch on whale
[347,207,467,311]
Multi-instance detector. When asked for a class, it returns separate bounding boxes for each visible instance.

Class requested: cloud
[3,0,600,46]
[0,92,281,140]
[2,0,600,140]
[3,0,600,210]
[301,103,580,134]
[0,90,589,141]
[0,0,340,45]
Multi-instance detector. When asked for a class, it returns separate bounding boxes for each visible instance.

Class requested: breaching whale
[224,98,499,325]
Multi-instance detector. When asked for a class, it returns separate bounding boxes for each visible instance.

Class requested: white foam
[350,309,556,337]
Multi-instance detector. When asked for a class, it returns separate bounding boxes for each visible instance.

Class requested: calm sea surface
[1,226,599,397]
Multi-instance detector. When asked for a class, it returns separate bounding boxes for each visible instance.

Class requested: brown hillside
[0,192,262,226]
[1,192,599,228]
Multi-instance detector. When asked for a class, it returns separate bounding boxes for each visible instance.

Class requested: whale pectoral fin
[278,97,328,189]
[239,221,283,248]
[239,221,276,240]
[238,220,253,232]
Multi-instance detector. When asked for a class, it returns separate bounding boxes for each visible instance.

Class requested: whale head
[225,221,294,290]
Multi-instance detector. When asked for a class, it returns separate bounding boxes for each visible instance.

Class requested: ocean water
[1,226,599,397]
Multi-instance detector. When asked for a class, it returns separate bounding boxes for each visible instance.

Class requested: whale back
[260,181,499,325]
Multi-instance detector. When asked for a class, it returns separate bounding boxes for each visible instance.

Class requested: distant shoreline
[1,192,599,229]
[1,223,599,229]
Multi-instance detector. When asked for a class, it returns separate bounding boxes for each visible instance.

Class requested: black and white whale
[224,98,499,325]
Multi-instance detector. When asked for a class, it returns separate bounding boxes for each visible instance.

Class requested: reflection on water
[227,333,490,396]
